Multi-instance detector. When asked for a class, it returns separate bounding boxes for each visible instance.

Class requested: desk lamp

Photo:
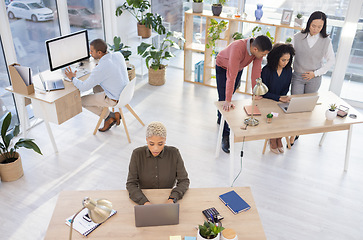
[244,78,268,126]
[69,197,112,240]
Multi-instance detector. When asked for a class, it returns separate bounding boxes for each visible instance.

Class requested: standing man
[216,35,272,153]
[65,39,128,132]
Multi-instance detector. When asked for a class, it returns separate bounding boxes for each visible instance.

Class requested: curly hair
[302,11,329,38]
[146,121,167,138]
[266,43,295,70]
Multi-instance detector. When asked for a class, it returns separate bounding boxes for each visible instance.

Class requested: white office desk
[6,62,94,153]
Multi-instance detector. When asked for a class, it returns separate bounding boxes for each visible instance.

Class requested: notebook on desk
[278,95,319,114]
[219,190,251,214]
[134,203,179,227]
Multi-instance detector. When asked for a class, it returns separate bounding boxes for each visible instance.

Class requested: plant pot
[294,17,303,27]
[197,230,220,240]
[212,5,222,16]
[137,23,152,38]
[0,153,24,182]
[127,64,136,81]
[148,66,166,86]
[325,109,337,121]
[193,2,203,13]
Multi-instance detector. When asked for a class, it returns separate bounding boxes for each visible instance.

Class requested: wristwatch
[168,196,177,203]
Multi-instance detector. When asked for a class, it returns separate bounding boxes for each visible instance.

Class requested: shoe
[114,112,121,125]
[270,147,279,154]
[278,147,284,153]
[221,136,230,153]
[98,117,116,132]
[217,117,221,125]
[277,139,284,153]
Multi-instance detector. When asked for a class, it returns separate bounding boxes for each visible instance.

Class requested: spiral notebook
[65,208,117,236]
[219,190,251,214]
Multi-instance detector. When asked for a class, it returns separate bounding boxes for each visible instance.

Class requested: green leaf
[1,112,11,144]
[14,139,42,155]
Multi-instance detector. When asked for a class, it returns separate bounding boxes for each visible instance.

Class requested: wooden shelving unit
[183,9,302,94]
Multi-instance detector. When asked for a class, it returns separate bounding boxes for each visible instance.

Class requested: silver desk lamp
[244,78,269,126]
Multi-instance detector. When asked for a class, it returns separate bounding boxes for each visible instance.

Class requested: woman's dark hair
[301,11,329,38]
[266,43,295,70]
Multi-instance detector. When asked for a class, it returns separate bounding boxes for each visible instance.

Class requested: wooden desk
[215,91,363,182]
[45,187,266,240]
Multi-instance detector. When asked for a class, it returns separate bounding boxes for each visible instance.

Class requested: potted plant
[108,36,135,80]
[137,31,185,85]
[294,12,303,27]
[197,221,225,240]
[0,112,42,182]
[266,113,273,123]
[115,0,166,38]
[285,37,292,43]
[206,19,228,55]
[193,0,203,13]
[325,103,337,120]
[211,0,226,16]
[251,26,274,43]
[232,32,243,40]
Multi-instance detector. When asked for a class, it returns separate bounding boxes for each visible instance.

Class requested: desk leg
[229,130,235,185]
[40,102,58,153]
[319,133,327,146]
[344,125,353,171]
[215,116,225,158]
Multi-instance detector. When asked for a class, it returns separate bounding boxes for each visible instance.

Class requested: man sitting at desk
[65,39,128,132]
[126,122,190,205]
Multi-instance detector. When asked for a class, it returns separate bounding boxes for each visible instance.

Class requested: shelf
[184,43,205,52]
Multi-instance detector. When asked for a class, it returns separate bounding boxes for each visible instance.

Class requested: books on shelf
[219,190,251,214]
[244,105,261,116]
[65,208,117,236]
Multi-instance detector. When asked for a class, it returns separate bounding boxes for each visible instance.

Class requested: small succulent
[297,12,303,19]
[329,103,337,111]
[267,113,273,118]
[198,221,224,239]
[286,37,292,43]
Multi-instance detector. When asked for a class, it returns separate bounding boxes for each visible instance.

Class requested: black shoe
[217,117,221,125]
[222,136,230,153]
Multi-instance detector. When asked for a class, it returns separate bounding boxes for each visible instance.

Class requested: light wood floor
[1,66,363,240]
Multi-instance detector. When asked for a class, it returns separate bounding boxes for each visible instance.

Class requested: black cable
[231,134,246,187]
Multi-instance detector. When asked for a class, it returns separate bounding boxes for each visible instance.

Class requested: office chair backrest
[115,79,136,108]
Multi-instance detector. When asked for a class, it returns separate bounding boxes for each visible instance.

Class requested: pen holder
[266,113,273,123]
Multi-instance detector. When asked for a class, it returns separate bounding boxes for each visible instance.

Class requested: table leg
[229,129,235,185]
[344,125,353,171]
[40,102,58,153]
[215,116,225,158]
[319,133,327,146]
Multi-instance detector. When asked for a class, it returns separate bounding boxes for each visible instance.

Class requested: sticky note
[184,237,196,240]
[169,236,182,240]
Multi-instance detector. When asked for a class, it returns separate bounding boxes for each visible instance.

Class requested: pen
[210,213,214,223]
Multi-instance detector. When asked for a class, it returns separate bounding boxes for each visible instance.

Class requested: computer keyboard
[63,67,90,81]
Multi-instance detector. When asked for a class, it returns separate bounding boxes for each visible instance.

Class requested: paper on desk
[14,65,31,86]
[65,208,117,236]
[169,236,182,240]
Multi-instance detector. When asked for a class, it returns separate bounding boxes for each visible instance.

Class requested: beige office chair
[262,137,291,154]
[93,79,144,143]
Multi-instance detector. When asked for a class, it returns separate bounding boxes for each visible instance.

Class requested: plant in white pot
[197,221,225,240]
[325,103,338,121]
[193,0,203,13]
[137,31,185,86]
[0,112,42,182]
[294,12,303,27]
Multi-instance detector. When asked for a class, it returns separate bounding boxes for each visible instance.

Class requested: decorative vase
[255,4,263,21]
[137,23,151,38]
[325,109,337,121]
[197,230,220,240]
[294,17,303,27]
[148,66,166,86]
[212,5,222,16]
[127,63,136,81]
[193,2,203,13]
[0,153,24,182]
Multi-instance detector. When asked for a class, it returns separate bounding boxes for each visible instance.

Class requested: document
[65,208,117,236]
[14,65,31,86]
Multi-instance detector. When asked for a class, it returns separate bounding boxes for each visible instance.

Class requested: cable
[231,135,245,187]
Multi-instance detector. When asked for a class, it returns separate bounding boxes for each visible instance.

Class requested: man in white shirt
[65,39,129,132]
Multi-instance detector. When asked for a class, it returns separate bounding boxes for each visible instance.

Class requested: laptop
[36,67,64,91]
[278,95,319,113]
[134,203,179,227]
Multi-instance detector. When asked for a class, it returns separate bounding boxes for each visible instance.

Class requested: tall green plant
[0,112,42,163]
[115,0,166,35]
[206,19,228,55]
[137,31,185,70]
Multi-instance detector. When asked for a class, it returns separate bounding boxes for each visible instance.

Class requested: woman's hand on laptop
[279,96,291,103]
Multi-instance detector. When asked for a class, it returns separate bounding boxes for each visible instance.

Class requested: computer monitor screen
[45,30,90,71]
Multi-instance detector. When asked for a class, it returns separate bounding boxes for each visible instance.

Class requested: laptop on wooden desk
[278,95,319,113]
[134,203,179,227]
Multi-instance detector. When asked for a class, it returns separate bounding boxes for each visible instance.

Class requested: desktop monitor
[45,30,90,71]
